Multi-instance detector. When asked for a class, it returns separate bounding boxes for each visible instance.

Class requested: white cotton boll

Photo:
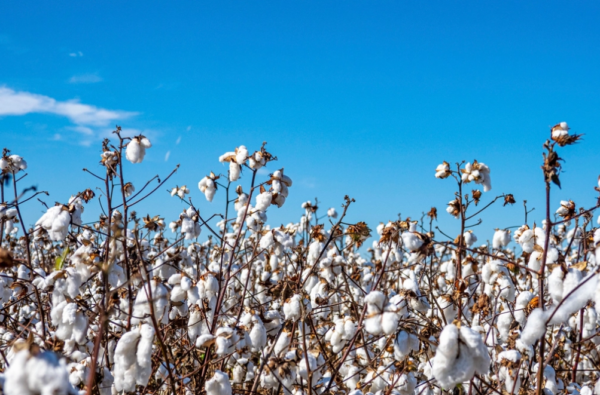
[365,291,386,311]
[551,122,569,139]
[283,294,302,322]
[249,317,267,351]
[432,324,490,390]
[563,269,582,298]
[395,372,417,395]
[549,267,565,304]
[188,310,205,342]
[235,145,248,165]
[381,311,399,335]
[497,309,513,342]
[206,370,232,395]
[4,349,76,395]
[198,177,216,202]
[260,231,275,250]
[196,334,216,349]
[402,226,423,252]
[229,162,241,181]
[344,365,361,390]
[518,229,535,253]
[463,231,477,248]
[126,136,151,164]
[493,229,511,249]
[549,272,598,325]
[520,308,549,346]
[274,331,291,356]
[327,208,338,218]
[135,324,155,387]
[515,291,534,325]
[113,329,141,392]
[255,192,272,212]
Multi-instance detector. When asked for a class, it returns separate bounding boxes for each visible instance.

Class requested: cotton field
[0,123,599,395]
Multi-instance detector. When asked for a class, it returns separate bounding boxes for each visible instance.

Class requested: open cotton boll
[498,350,522,393]
[394,330,420,361]
[235,145,248,165]
[549,266,565,304]
[198,176,217,202]
[229,162,241,181]
[131,280,170,325]
[4,348,77,395]
[549,272,598,325]
[432,323,490,390]
[255,192,272,212]
[206,370,232,395]
[463,231,477,248]
[493,229,511,249]
[126,135,152,164]
[402,223,423,252]
[520,308,549,346]
[283,294,302,322]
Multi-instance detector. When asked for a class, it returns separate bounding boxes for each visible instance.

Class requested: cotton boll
[135,324,155,387]
[255,192,272,212]
[4,349,76,395]
[235,145,248,165]
[549,272,598,325]
[549,266,565,304]
[432,324,490,389]
[126,135,152,164]
[520,308,549,346]
[249,316,267,351]
[206,370,232,395]
[493,229,511,249]
[198,176,217,202]
[463,231,477,248]
[283,294,302,322]
[402,223,423,252]
[229,162,241,181]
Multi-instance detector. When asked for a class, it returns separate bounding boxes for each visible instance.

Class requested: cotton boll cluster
[171,185,189,199]
[460,160,492,192]
[126,135,152,164]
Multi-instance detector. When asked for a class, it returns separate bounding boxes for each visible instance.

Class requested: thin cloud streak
[0,86,136,127]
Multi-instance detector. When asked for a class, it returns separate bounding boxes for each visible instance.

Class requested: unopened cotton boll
[126,135,152,164]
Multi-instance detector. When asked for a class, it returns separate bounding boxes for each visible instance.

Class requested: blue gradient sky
[1,1,599,244]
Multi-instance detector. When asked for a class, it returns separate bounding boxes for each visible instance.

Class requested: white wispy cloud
[69,51,84,57]
[165,151,171,161]
[69,73,102,84]
[0,86,136,127]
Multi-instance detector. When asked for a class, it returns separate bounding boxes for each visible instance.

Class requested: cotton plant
[0,122,599,395]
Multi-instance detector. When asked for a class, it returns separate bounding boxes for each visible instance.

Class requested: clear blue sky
[1,1,599,244]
